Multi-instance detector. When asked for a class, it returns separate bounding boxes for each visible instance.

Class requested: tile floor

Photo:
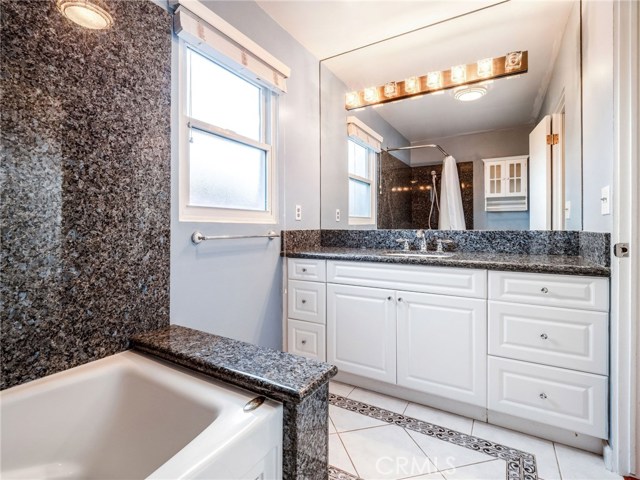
[327,381,622,480]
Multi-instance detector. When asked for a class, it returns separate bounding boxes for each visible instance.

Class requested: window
[348,139,377,224]
[180,45,276,223]
[347,117,382,225]
[174,5,290,224]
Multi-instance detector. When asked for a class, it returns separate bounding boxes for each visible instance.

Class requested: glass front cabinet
[483,155,528,211]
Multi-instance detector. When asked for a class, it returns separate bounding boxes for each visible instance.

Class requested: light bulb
[505,51,523,72]
[345,91,359,107]
[363,87,378,102]
[404,76,420,94]
[56,0,113,30]
[383,82,397,98]
[450,65,467,84]
[426,71,442,89]
[477,58,493,78]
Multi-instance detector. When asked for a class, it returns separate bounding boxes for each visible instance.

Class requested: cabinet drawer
[488,271,609,311]
[287,280,326,324]
[327,261,486,298]
[488,357,608,438]
[287,319,325,361]
[489,301,608,374]
[287,258,326,282]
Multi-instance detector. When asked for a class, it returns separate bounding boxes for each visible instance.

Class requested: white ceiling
[256,0,577,143]
[255,0,505,60]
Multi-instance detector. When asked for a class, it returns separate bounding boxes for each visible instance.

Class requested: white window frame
[348,138,377,226]
[178,40,278,224]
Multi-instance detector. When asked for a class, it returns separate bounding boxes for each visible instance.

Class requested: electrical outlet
[295,205,302,221]
[600,186,610,215]
[335,209,341,222]
[565,201,571,219]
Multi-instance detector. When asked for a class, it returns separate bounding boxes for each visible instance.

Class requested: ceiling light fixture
[453,85,487,102]
[56,0,114,30]
[344,51,527,110]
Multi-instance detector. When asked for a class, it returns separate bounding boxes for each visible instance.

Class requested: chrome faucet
[395,238,410,251]
[416,230,427,252]
[436,238,454,253]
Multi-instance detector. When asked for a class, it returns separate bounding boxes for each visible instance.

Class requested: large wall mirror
[320,0,582,231]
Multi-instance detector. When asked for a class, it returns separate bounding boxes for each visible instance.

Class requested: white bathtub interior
[0,350,283,479]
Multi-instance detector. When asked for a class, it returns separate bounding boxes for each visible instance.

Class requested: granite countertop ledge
[284,247,610,277]
[131,325,337,404]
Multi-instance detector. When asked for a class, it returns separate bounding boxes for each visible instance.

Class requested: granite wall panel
[1,0,171,390]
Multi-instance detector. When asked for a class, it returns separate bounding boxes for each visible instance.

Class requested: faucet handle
[435,238,455,253]
[396,238,410,251]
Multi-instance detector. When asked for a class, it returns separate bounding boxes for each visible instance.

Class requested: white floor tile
[348,387,409,414]
[440,459,507,479]
[406,429,494,470]
[329,417,337,434]
[340,425,438,479]
[329,433,358,476]
[330,381,356,397]
[330,404,388,433]
[471,422,561,480]
[404,403,474,435]
[555,444,622,480]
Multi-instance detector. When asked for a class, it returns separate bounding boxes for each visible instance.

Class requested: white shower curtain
[439,155,466,230]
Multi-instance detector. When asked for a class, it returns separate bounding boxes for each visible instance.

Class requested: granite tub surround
[1,0,171,390]
[132,325,337,480]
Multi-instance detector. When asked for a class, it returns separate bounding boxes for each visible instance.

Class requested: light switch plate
[600,186,610,215]
[295,205,302,221]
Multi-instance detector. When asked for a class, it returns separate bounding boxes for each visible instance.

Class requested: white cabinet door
[327,284,396,383]
[505,158,527,197]
[397,291,487,407]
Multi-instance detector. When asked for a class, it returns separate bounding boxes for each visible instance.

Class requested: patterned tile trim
[329,393,538,480]
[328,466,361,480]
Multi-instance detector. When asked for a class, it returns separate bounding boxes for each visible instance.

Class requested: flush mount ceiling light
[56,0,114,30]
[453,85,487,102]
[344,51,527,110]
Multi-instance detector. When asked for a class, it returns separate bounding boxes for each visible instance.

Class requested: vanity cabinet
[326,261,487,406]
[286,258,327,361]
[483,155,528,211]
[487,271,609,439]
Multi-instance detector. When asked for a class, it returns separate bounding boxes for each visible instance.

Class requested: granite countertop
[284,247,610,277]
[131,325,337,404]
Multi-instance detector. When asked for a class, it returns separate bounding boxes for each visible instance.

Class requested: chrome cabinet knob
[539,393,547,400]
[301,299,306,304]
[541,287,549,294]
[387,296,393,301]
[398,297,403,302]
[302,268,307,272]
[540,333,548,340]
[301,340,307,345]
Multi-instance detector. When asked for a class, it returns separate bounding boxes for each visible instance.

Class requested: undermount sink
[384,251,455,258]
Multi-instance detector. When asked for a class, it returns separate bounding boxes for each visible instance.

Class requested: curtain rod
[385,144,450,157]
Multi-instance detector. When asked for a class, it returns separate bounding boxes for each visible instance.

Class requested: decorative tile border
[329,393,537,480]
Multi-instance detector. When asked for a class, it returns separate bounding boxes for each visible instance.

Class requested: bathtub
[0,351,283,479]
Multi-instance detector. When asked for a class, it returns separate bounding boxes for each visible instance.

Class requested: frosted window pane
[349,179,371,217]
[348,140,369,177]
[189,129,266,211]
[188,48,261,141]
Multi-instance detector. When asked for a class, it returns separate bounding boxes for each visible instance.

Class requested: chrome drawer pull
[540,287,549,294]
[539,393,548,400]
[540,333,548,340]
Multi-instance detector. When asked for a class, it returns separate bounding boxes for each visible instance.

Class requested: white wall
[582,0,614,233]
[170,1,321,348]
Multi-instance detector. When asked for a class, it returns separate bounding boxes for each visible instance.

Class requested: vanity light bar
[345,51,527,110]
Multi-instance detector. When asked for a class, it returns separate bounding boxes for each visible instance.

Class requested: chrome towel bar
[191,230,279,245]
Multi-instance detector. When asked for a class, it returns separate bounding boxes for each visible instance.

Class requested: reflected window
[348,139,376,224]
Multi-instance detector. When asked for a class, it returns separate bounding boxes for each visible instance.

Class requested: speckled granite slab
[132,325,336,480]
[131,325,337,403]
[284,247,610,277]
